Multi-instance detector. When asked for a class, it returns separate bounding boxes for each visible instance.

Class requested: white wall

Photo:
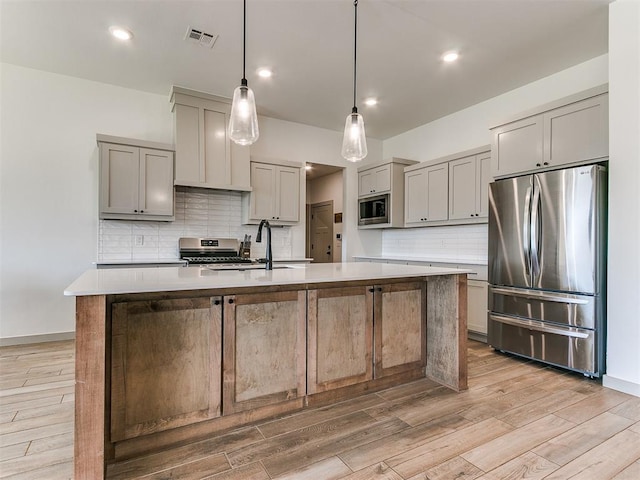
[603,0,640,396]
[0,63,382,341]
[0,64,173,341]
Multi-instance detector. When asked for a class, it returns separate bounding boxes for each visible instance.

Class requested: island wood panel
[374,281,427,378]
[223,290,306,414]
[75,294,108,480]
[425,274,468,391]
[307,286,373,394]
[110,296,222,441]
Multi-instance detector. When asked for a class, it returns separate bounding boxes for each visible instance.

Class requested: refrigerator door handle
[490,286,590,304]
[523,186,532,276]
[490,314,590,339]
[530,182,541,278]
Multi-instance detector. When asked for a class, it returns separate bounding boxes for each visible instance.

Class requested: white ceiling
[0,0,611,140]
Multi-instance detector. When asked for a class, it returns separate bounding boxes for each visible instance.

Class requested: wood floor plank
[339,414,470,471]
[543,429,640,479]
[339,462,403,480]
[610,396,640,421]
[385,418,513,478]
[554,387,631,424]
[227,411,374,468]
[0,394,65,415]
[261,417,408,477]
[0,421,74,447]
[415,455,483,480]
[0,385,74,406]
[374,378,443,402]
[612,460,640,480]
[271,456,351,480]
[0,441,29,461]
[460,414,575,472]
[22,373,75,388]
[495,389,587,427]
[531,411,634,466]
[107,427,264,479]
[140,452,230,480]
[475,451,558,480]
[0,459,73,480]
[0,408,73,435]
[0,444,72,477]
[27,432,74,455]
[13,401,72,422]
[203,462,270,480]
[258,393,386,438]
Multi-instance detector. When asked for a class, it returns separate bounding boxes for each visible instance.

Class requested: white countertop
[64,262,466,296]
[353,255,488,266]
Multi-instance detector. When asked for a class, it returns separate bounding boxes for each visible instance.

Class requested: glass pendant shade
[229,83,259,146]
[341,110,367,162]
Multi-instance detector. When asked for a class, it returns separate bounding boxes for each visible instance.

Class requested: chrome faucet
[256,219,273,270]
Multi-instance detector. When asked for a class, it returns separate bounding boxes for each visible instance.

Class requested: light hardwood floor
[1,340,639,479]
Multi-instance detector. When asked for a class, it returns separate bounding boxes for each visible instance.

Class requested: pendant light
[341,0,367,162]
[229,0,259,146]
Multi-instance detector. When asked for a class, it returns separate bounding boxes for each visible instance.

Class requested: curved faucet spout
[256,219,273,270]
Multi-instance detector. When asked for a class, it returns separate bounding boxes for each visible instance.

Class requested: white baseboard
[0,332,75,347]
[603,374,640,397]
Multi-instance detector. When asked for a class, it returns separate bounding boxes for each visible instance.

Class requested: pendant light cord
[242,0,247,82]
[353,0,358,112]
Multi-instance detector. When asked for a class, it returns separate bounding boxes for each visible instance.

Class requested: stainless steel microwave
[358,194,389,226]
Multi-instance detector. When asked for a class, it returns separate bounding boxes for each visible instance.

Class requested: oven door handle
[490,314,590,339]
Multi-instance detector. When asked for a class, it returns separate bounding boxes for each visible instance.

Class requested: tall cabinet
[170,87,251,191]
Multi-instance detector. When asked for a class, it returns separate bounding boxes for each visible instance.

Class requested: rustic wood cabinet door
[373,282,427,378]
[307,286,373,394]
[110,296,222,441]
[223,290,306,414]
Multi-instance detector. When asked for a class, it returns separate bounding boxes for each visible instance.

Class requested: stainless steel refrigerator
[488,164,607,377]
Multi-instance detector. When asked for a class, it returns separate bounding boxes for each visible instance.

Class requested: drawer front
[488,313,598,375]
[489,286,597,329]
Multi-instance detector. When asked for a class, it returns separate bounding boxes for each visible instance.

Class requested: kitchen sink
[204,264,297,272]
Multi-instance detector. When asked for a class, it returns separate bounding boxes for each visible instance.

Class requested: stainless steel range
[179,237,253,266]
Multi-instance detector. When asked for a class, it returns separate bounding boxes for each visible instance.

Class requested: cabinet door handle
[376,287,382,292]
[368,288,375,293]
[213,299,221,306]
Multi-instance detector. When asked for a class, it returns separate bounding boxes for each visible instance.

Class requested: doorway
[309,201,334,263]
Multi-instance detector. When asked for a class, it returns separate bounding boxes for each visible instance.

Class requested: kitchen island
[65,262,468,479]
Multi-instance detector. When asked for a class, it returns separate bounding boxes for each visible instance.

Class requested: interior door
[310,202,333,263]
[488,175,534,288]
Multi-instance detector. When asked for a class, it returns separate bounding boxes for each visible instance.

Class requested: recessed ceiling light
[364,98,378,106]
[109,26,133,41]
[442,51,459,63]
[257,68,273,78]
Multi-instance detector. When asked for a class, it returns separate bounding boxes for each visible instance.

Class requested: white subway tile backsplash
[382,224,488,264]
[98,189,293,261]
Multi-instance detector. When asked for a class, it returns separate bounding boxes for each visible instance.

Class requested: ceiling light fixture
[364,97,378,106]
[229,0,259,146]
[257,68,273,78]
[341,0,367,162]
[109,26,133,41]
[442,51,459,63]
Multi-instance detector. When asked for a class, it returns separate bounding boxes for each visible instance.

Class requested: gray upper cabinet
[449,150,491,220]
[358,164,391,197]
[405,146,490,227]
[404,163,448,226]
[243,160,301,224]
[491,86,608,179]
[170,87,251,191]
[98,135,175,221]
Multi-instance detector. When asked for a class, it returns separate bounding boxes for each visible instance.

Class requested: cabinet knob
[213,299,221,306]
[368,288,375,292]
[134,209,138,213]
[140,210,144,213]
[228,298,234,304]
[543,162,549,166]
[536,163,541,167]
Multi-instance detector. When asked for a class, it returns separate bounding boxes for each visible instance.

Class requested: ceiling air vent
[185,26,218,49]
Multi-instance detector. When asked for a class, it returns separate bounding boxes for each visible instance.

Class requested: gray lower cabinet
[98,135,175,221]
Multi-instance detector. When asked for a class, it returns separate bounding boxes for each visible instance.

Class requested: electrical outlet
[135,235,144,246]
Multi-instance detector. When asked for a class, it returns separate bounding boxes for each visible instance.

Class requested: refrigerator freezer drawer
[489,285,598,329]
[488,313,599,376]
